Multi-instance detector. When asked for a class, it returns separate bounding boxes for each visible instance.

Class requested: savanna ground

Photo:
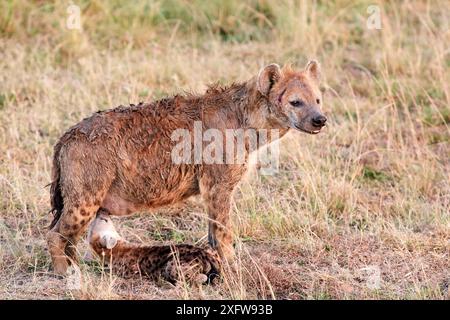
[0,0,449,300]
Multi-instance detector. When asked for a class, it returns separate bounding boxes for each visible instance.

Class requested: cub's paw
[162,246,221,285]
[202,248,221,284]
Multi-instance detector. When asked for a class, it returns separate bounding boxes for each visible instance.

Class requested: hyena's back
[50,101,201,227]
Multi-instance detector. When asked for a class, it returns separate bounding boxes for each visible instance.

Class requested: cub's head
[87,213,121,250]
[257,60,326,134]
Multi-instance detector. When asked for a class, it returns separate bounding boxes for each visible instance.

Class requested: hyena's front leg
[200,172,240,261]
[207,193,234,259]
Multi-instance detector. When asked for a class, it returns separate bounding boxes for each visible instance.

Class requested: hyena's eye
[316,98,320,104]
[290,100,304,107]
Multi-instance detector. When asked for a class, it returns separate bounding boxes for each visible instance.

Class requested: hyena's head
[257,60,326,134]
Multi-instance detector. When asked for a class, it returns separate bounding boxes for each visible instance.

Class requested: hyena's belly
[101,167,200,216]
[101,193,145,216]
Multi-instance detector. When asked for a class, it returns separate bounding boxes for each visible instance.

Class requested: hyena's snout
[311,114,327,128]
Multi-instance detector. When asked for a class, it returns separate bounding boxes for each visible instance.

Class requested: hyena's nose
[312,115,327,128]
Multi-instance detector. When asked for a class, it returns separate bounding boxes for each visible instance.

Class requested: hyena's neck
[202,78,290,147]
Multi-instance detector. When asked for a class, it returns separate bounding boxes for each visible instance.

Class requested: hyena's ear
[257,63,282,96]
[305,60,321,82]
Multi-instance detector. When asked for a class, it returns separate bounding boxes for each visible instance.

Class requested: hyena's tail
[49,142,64,229]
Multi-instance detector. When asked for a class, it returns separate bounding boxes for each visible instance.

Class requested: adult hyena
[47,61,327,274]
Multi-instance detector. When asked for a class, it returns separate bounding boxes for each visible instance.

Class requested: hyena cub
[87,211,220,284]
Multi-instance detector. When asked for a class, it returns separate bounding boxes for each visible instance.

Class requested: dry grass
[0,0,449,299]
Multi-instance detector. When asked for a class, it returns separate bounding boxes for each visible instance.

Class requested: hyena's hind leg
[47,143,113,275]
[48,201,103,274]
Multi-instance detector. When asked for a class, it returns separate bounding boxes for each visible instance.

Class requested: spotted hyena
[47,61,326,275]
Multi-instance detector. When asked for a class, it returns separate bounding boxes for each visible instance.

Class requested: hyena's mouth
[293,124,321,135]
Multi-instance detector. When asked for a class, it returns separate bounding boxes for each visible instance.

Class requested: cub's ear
[257,63,282,96]
[305,60,321,82]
